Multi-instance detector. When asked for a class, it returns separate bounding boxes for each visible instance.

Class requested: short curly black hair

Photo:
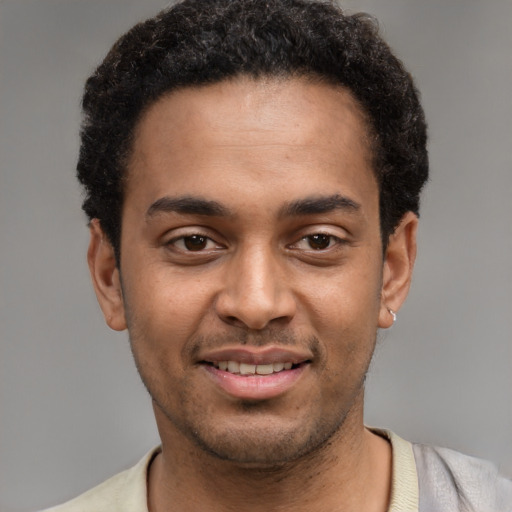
[79,0,428,262]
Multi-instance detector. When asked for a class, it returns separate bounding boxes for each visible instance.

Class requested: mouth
[198,347,312,400]
[205,360,301,375]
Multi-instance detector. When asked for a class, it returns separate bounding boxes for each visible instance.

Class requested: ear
[378,212,418,329]
[87,219,127,331]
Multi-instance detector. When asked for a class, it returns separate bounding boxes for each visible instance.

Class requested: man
[43,0,511,510]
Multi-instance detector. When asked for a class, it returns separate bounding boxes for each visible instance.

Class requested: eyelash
[166,233,223,252]
[166,231,346,254]
[291,233,346,252]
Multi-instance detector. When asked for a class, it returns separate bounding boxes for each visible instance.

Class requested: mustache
[187,326,321,357]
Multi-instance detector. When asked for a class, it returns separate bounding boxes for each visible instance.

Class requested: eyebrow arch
[146,196,232,219]
[279,194,361,218]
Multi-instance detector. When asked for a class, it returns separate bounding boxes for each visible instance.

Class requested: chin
[181,409,349,467]
[148,369,367,468]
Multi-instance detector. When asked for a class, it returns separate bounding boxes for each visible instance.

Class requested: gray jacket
[414,443,512,511]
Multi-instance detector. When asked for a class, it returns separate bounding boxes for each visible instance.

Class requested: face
[89,77,416,466]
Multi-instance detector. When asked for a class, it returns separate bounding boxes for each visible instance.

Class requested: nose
[215,245,296,330]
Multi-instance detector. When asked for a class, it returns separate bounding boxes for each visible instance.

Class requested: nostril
[221,315,249,330]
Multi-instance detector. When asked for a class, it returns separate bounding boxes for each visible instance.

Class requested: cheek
[300,262,382,370]
[304,263,382,333]
[126,266,214,336]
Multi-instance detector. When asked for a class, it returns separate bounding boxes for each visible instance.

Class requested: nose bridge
[216,241,295,329]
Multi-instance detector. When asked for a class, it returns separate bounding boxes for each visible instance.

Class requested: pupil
[184,235,207,251]
[309,234,330,250]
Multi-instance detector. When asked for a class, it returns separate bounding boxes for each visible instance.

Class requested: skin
[88,77,417,511]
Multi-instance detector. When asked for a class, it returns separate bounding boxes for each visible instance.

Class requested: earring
[387,308,397,323]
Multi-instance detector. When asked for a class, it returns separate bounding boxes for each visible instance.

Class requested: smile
[198,346,312,400]
[212,361,294,375]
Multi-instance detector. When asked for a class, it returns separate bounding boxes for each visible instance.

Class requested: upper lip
[198,346,313,365]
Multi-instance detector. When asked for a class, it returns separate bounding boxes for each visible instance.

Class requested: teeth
[273,362,284,372]
[255,364,274,375]
[214,361,295,375]
[239,363,256,375]
[227,361,240,373]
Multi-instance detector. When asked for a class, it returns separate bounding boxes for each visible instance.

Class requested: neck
[148,401,392,512]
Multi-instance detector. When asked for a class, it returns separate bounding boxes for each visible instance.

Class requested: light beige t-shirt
[43,430,419,512]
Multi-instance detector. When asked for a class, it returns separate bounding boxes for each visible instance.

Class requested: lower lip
[202,364,307,401]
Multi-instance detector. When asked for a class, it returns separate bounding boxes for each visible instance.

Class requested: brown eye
[307,234,332,250]
[183,235,208,251]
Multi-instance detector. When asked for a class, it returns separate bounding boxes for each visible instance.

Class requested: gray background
[1,1,511,510]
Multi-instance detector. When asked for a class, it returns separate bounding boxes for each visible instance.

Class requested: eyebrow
[146,196,232,219]
[279,194,361,218]
[145,193,360,220]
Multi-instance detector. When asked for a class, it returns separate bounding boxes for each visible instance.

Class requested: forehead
[131,77,371,158]
[125,77,377,217]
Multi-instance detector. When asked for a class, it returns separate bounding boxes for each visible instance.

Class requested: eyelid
[289,224,350,245]
[290,233,346,251]
[170,236,221,252]
[163,227,226,251]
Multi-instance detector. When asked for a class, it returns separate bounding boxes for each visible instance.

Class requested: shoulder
[413,443,512,512]
[40,470,133,512]
[39,447,160,512]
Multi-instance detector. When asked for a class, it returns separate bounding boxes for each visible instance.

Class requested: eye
[294,233,342,251]
[170,234,220,252]
[305,234,334,250]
